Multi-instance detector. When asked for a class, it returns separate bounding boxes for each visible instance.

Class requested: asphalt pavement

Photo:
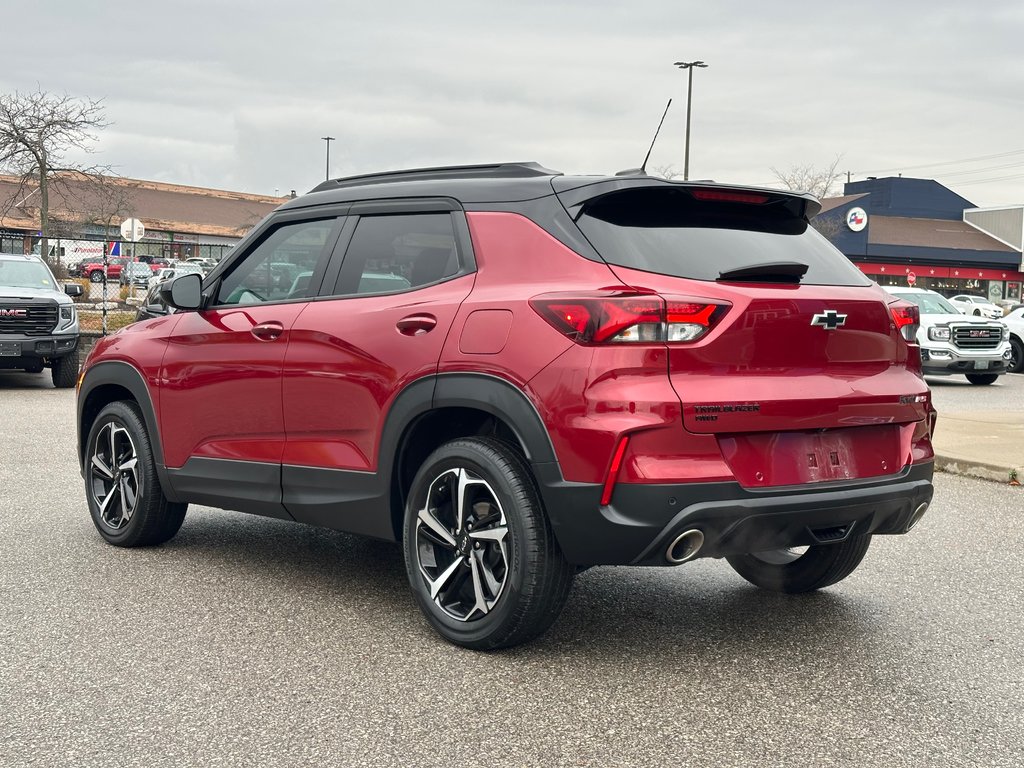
[0,374,1022,767]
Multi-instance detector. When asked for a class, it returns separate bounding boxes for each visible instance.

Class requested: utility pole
[321,136,335,181]
[673,60,708,181]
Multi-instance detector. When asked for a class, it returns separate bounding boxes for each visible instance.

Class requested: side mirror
[159,273,202,311]
[64,283,84,297]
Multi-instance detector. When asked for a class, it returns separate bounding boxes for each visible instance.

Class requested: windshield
[0,259,57,290]
[890,291,960,315]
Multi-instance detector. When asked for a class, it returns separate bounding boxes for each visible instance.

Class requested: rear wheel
[403,437,574,650]
[966,373,998,385]
[726,535,872,593]
[85,400,187,547]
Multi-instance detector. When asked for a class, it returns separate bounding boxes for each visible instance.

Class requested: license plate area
[717,424,907,488]
[0,341,21,357]
[975,360,989,370]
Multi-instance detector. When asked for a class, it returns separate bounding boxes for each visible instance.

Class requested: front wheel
[51,348,78,388]
[966,373,998,385]
[85,400,187,547]
[726,535,872,593]
[403,437,574,650]
[89,270,104,283]
[1008,337,1023,374]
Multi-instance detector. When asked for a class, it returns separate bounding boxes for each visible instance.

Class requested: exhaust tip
[666,529,705,564]
[906,502,929,532]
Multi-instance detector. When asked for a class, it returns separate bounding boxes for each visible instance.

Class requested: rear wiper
[717,261,809,284]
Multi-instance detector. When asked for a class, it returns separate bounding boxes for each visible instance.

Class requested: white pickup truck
[885,286,1012,385]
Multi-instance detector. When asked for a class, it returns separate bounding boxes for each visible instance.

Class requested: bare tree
[770,154,844,199]
[648,164,684,180]
[0,88,111,264]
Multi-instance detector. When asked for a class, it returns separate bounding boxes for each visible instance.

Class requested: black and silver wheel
[403,438,573,650]
[89,270,104,283]
[726,535,872,593]
[966,373,998,385]
[1007,337,1023,374]
[85,401,186,547]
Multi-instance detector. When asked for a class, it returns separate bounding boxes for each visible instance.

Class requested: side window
[332,213,460,296]
[216,219,336,305]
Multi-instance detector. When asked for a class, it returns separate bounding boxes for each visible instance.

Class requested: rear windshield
[575,187,870,286]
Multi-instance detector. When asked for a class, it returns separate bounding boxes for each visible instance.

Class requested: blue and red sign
[846,207,868,232]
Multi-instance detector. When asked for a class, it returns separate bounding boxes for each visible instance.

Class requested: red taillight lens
[531,292,729,344]
[889,301,920,343]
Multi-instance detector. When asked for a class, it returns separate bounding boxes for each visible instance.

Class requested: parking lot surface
[1,378,1022,767]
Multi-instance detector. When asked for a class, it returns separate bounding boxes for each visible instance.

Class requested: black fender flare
[77,360,179,501]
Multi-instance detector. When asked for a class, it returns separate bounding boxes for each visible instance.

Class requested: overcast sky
[4,1,1023,206]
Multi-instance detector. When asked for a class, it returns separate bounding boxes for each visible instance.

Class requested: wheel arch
[382,373,559,540]
[78,361,175,498]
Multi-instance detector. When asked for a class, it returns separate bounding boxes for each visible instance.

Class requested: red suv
[76,163,935,649]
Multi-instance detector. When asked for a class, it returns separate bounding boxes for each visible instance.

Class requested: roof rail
[311,162,561,193]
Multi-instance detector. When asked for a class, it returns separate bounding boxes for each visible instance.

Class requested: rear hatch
[556,179,930,486]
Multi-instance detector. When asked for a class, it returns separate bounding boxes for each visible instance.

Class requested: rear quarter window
[575,187,870,287]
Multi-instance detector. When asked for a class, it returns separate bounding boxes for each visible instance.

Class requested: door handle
[251,321,285,341]
[396,314,437,336]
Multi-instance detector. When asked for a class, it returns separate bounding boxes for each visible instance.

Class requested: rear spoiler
[551,176,821,221]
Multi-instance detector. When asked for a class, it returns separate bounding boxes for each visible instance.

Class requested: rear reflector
[690,189,770,204]
[889,301,920,343]
[531,291,729,345]
[601,435,630,506]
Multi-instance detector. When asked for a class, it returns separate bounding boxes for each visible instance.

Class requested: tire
[403,437,574,650]
[1009,337,1023,374]
[84,400,187,547]
[726,535,872,594]
[966,373,998,385]
[89,270,104,283]
[973,309,982,316]
[51,348,78,389]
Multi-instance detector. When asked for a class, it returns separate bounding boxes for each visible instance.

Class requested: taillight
[530,291,729,344]
[690,189,770,204]
[889,301,920,343]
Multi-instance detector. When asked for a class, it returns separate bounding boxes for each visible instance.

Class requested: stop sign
[907,271,917,286]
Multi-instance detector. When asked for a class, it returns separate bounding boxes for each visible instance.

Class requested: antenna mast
[640,98,673,174]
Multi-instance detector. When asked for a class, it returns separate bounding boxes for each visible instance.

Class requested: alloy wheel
[414,467,510,622]
[89,421,141,531]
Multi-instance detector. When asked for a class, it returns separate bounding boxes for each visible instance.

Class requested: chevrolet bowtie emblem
[811,310,847,330]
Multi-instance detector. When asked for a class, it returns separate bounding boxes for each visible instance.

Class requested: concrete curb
[934,453,1022,485]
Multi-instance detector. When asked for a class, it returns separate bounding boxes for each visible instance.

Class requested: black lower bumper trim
[534,462,934,567]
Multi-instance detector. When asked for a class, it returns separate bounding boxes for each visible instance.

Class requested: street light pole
[673,60,708,181]
[321,136,335,181]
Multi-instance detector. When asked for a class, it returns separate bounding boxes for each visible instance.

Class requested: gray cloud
[3,0,1022,206]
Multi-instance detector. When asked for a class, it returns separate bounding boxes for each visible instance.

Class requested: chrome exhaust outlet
[666,529,705,564]
[906,502,929,532]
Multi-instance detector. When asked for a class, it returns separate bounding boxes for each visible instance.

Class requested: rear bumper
[535,461,934,566]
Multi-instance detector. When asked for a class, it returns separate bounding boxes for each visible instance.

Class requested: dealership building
[818,176,1024,304]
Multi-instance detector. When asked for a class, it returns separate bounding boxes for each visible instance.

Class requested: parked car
[0,252,83,387]
[1002,307,1024,373]
[120,261,154,288]
[147,263,204,289]
[948,294,1003,319]
[77,162,936,650]
[885,287,1011,384]
[80,256,129,283]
